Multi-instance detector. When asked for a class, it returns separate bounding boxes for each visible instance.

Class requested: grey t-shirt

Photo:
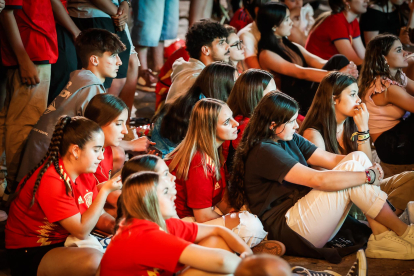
[16,70,105,184]
[244,134,317,220]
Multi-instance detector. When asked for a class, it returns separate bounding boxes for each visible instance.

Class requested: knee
[330,54,350,68]
[233,212,267,248]
[198,235,230,251]
[336,160,366,172]
[78,249,103,276]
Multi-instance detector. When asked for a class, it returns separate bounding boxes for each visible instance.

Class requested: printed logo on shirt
[44,82,72,114]
[84,192,93,208]
[215,182,221,190]
[78,196,84,205]
[146,268,161,276]
[36,217,58,246]
[205,155,215,171]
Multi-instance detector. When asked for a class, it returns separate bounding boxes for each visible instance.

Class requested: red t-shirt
[229,8,253,32]
[168,152,226,218]
[100,218,198,276]
[0,0,58,67]
[305,12,360,60]
[223,115,250,160]
[5,159,98,249]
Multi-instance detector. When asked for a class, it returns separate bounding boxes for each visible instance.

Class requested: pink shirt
[365,74,407,134]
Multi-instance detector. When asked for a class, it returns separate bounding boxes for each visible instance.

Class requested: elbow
[309,173,324,190]
[72,231,90,240]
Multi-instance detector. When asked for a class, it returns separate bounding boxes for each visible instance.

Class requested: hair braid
[28,116,71,207]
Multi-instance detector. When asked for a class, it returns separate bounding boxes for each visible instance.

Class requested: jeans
[131,0,179,47]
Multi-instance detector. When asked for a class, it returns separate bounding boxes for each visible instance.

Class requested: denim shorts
[131,0,179,47]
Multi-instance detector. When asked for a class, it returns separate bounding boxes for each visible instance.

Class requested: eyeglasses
[230,40,243,50]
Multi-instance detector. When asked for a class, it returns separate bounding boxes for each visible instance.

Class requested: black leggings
[374,113,414,165]
[7,242,64,276]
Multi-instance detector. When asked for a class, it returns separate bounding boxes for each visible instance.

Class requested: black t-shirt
[244,134,317,220]
[359,8,402,45]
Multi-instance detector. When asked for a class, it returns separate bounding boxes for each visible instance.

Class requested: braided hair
[17,116,102,207]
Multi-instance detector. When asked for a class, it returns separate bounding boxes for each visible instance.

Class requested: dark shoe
[291,266,341,276]
[252,240,286,256]
[136,69,158,92]
[346,249,367,276]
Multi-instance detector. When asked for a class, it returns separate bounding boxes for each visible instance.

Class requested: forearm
[119,140,132,151]
[95,211,115,234]
[194,208,221,223]
[358,141,373,162]
[51,0,80,38]
[79,190,111,236]
[89,0,118,16]
[214,226,251,254]
[298,67,328,82]
[0,10,30,63]
[312,170,366,191]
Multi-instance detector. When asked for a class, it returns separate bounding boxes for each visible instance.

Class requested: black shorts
[7,242,64,276]
[71,17,131,87]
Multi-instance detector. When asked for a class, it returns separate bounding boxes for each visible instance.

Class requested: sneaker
[365,231,414,260]
[136,69,158,92]
[346,249,367,276]
[251,240,286,256]
[291,266,341,276]
[400,224,414,246]
[0,210,7,221]
[401,202,414,225]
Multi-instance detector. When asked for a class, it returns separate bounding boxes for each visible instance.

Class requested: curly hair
[17,116,102,207]
[185,20,228,59]
[228,91,298,210]
[359,34,403,101]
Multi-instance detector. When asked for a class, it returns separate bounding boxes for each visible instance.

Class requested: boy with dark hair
[165,20,230,104]
[13,28,127,192]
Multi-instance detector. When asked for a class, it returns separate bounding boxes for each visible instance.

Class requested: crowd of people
[2,0,414,275]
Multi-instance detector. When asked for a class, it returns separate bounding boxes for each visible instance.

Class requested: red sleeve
[186,155,216,209]
[136,227,193,272]
[5,0,22,8]
[166,218,198,243]
[326,16,350,42]
[37,174,79,223]
[352,19,360,38]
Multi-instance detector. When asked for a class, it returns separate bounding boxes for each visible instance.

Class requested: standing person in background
[305,0,368,65]
[131,0,179,92]
[238,0,272,69]
[0,0,58,201]
[48,0,81,105]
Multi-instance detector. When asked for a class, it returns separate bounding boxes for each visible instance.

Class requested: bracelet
[357,139,369,145]
[351,130,370,141]
[365,170,371,184]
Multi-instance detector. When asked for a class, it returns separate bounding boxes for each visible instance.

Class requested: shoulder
[370,74,407,96]
[302,128,325,149]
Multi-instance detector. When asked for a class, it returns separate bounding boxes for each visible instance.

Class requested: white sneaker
[366,231,414,260]
[400,201,414,225]
[400,224,414,246]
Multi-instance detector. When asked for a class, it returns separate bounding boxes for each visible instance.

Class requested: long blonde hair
[166,98,226,180]
[121,172,167,232]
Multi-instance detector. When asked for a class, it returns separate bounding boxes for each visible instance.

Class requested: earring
[272,26,277,32]
[75,156,78,160]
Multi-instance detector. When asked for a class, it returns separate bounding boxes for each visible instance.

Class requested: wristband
[365,169,376,184]
[351,130,370,141]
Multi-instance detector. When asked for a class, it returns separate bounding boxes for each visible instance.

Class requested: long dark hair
[18,116,102,207]
[229,91,299,209]
[227,69,273,118]
[299,72,358,154]
[257,2,306,65]
[84,94,128,126]
[160,62,236,144]
[359,34,404,100]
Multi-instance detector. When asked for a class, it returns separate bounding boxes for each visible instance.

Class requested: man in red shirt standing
[0,0,58,200]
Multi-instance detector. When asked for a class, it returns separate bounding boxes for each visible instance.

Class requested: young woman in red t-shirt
[6,116,122,276]
[224,69,276,164]
[165,98,272,250]
[84,94,154,216]
[101,171,252,276]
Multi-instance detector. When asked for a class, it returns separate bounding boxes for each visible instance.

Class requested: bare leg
[189,0,214,27]
[372,203,408,236]
[107,78,127,97]
[136,46,149,70]
[118,54,139,123]
[38,247,102,276]
[153,41,165,72]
